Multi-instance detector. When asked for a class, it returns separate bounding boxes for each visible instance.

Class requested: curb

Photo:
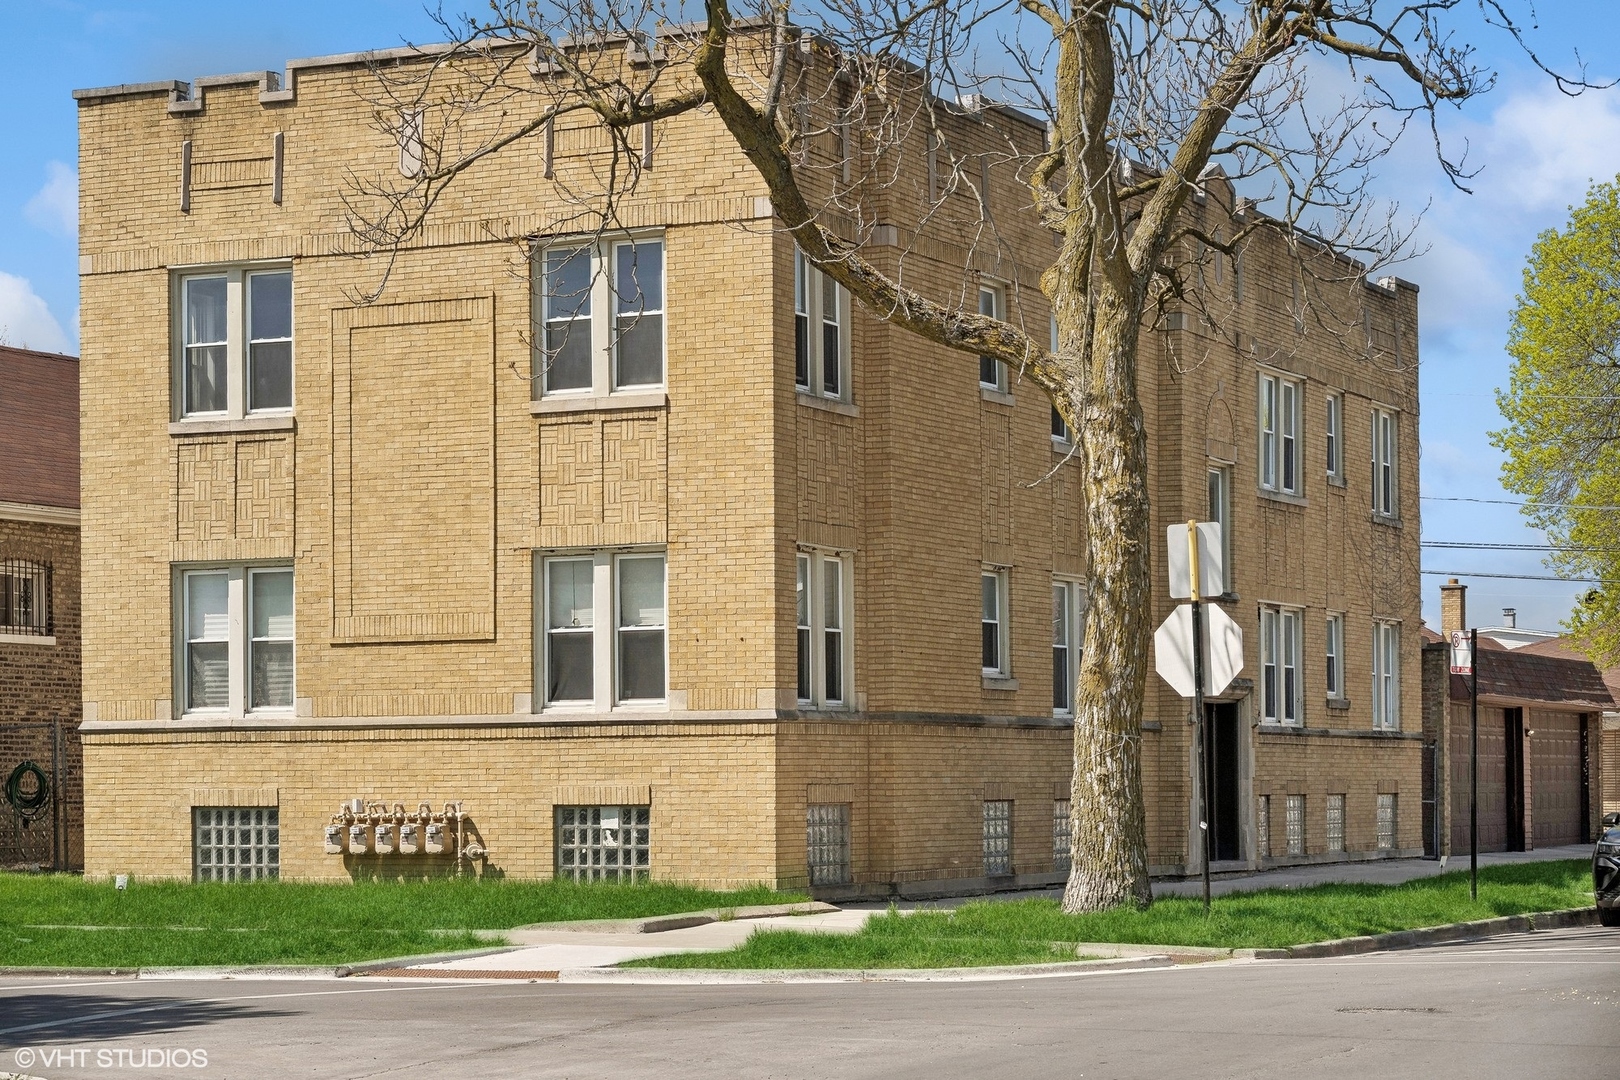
[514,901,841,935]
[375,955,1176,984]
[1253,906,1599,959]
[0,966,137,978]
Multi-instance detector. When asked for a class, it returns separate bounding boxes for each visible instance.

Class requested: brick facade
[75,39,1423,890]
[1,346,83,870]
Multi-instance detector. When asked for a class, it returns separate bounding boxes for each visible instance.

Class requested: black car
[1597,813,1620,927]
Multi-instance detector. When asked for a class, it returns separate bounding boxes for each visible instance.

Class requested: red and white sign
[1449,630,1473,676]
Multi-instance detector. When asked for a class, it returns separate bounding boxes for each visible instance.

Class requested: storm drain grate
[364,968,560,980]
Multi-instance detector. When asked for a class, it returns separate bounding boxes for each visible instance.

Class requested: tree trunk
[1062,289,1153,913]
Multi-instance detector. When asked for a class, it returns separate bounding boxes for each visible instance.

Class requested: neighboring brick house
[72,36,1422,890]
[1423,580,1608,856]
[0,344,82,870]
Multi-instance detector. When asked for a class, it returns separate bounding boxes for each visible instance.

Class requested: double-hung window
[179,566,294,716]
[537,551,666,710]
[1372,620,1400,729]
[1052,579,1086,715]
[1325,393,1343,482]
[797,549,852,708]
[177,267,293,420]
[978,284,1006,392]
[1050,316,1072,443]
[982,568,1010,677]
[794,250,851,401]
[1259,604,1302,725]
[1259,372,1301,496]
[1207,465,1231,585]
[1325,613,1345,699]
[0,560,50,638]
[535,236,665,398]
[1372,408,1398,518]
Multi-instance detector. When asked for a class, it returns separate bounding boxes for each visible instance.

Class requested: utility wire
[1422,541,1620,553]
[1422,569,1614,584]
[1423,495,1620,511]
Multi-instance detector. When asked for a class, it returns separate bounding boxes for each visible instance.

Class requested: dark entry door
[1505,707,1526,852]
[1204,703,1243,862]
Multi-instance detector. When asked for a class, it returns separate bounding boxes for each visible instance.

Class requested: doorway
[1203,703,1243,863]
[1504,707,1526,852]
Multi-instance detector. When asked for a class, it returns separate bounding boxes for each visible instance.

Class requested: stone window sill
[1371,512,1403,528]
[170,415,296,436]
[983,676,1020,691]
[531,392,668,415]
[795,393,860,418]
[980,387,1016,407]
[0,633,56,646]
[1258,488,1308,509]
[1326,697,1352,711]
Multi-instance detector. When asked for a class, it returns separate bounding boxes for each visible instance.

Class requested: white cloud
[24,161,78,238]
[0,273,72,354]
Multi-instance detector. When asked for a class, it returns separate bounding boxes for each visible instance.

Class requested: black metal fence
[0,558,53,637]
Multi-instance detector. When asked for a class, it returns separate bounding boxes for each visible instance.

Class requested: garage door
[1531,710,1584,847]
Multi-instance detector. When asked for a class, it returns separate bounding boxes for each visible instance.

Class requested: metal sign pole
[1188,521,1210,913]
[1470,627,1479,902]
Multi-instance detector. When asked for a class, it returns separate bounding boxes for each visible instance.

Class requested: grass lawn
[629,860,1596,970]
[0,875,803,968]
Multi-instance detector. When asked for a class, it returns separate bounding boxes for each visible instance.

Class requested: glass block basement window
[1377,794,1397,851]
[806,803,851,886]
[1327,794,1346,853]
[1256,795,1271,859]
[1285,794,1305,856]
[556,805,650,882]
[1052,799,1072,873]
[193,806,279,882]
[983,800,1012,876]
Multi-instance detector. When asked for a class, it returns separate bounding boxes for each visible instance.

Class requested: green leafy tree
[1495,179,1620,663]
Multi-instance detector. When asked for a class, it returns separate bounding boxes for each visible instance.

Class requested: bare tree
[347,0,1580,911]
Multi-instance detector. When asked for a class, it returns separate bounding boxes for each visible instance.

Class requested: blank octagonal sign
[1153,604,1244,699]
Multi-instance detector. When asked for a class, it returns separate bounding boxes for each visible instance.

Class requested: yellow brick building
[74,39,1422,893]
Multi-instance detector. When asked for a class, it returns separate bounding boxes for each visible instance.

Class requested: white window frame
[1050,316,1073,444]
[1325,612,1345,700]
[1207,465,1231,587]
[1259,371,1302,496]
[981,567,1010,678]
[795,249,852,403]
[533,234,665,400]
[1372,407,1399,518]
[978,283,1006,392]
[1372,620,1401,730]
[175,564,295,719]
[1325,393,1343,483]
[1259,604,1303,726]
[1052,578,1087,717]
[535,550,667,712]
[797,548,853,709]
[173,264,294,421]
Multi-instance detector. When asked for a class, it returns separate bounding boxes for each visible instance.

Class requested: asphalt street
[1,926,1616,1080]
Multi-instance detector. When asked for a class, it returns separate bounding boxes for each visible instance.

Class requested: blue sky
[2,2,1618,635]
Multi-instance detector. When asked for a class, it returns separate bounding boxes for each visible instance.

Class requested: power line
[1423,495,1620,511]
[1422,569,1612,584]
[1421,541,1620,553]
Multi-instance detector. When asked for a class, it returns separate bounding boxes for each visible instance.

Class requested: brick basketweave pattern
[73,38,1427,890]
